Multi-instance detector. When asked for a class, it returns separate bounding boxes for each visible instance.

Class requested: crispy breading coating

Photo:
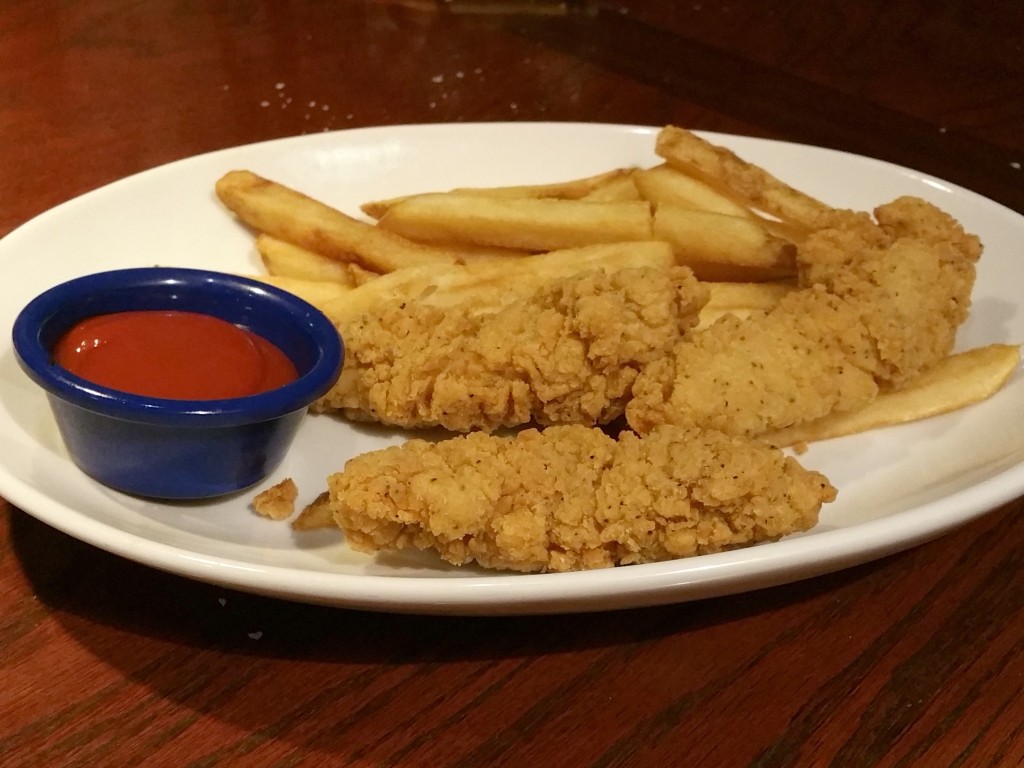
[315,267,708,432]
[627,197,980,437]
[328,424,835,573]
[627,290,881,437]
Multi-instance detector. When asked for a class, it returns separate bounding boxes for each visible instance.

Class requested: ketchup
[54,310,299,400]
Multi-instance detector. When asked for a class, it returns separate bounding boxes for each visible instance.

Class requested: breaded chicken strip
[328,424,835,572]
[315,267,707,432]
[627,197,981,437]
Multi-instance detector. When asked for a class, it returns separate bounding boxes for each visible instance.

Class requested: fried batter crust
[316,267,707,432]
[328,424,835,573]
[627,197,981,437]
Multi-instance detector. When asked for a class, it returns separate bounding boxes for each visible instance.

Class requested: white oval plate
[1,123,1022,615]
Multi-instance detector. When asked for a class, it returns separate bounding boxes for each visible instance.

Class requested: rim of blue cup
[12,267,344,427]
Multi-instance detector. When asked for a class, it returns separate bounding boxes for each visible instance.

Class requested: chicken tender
[797,197,979,386]
[627,197,980,437]
[328,424,835,573]
[315,267,708,432]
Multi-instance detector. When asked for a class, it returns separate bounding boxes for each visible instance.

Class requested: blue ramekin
[12,267,344,499]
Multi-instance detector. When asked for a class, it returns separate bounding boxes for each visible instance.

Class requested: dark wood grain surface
[2,2,1022,766]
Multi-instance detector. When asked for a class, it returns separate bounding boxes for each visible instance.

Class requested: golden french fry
[698,280,796,329]
[452,168,638,199]
[703,280,796,310]
[652,204,796,281]
[635,164,752,217]
[579,171,642,202]
[215,170,462,273]
[765,344,1021,447]
[636,163,807,244]
[755,215,812,244]
[377,194,653,251]
[415,243,534,262]
[656,126,832,229]
[248,274,353,310]
[360,168,638,219]
[256,234,377,286]
[320,240,676,326]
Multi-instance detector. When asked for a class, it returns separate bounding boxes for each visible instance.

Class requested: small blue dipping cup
[12,267,344,499]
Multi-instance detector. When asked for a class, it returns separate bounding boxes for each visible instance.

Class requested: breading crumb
[291,491,337,531]
[252,477,298,520]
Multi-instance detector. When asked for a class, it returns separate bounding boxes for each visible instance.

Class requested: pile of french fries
[216,125,1019,450]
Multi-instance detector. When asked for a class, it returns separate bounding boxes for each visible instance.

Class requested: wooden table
[2,2,1022,765]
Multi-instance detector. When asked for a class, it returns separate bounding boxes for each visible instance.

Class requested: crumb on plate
[252,477,298,520]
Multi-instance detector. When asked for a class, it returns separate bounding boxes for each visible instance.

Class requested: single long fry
[248,274,353,310]
[698,280,796,329]
[765,344,1020,447]
[377,194,653,251]
[579,171,642,202]
[656,126,832,229]
[216,170,461,273]
[635,164,753,217]
[414,243,534,262]
[256,234,377,286]
[653,204,796,281]
[636,163,808,245]
[360,168,637,219]
[320,240,676,327]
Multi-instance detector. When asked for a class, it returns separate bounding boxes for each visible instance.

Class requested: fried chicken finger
[328,424,835,573]
[316,266,707,432]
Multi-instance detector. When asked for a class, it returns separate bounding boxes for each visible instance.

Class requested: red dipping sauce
[54,310,299,400]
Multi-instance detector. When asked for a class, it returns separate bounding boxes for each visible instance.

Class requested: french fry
[248,274,353,310]
[652,204,797,281]
[215,170,463,273]
[764,344,1021,447]
[320,240,676,326]
[258,230,529,266]
[656,125,832,229]
[635,163,752,217]
[360,168,638,219]
[755,214,813,244]
[413,243,534,262]
[579,170,642,202]
[256,234,377,286]
[698,280,796,329]
[377,194,653,251]
[452,168,637,200]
